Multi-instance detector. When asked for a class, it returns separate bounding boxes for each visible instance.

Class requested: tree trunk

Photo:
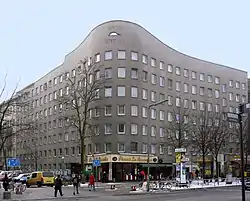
[80,138,86,183]
[245,151,248,172]
[202,153,206,181]
[215,155,219,184]
[4,149,7,171]
[211,157,214,179]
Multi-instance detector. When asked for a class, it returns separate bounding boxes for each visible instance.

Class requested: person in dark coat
[3,173,9,191]
[54,175,63,197]
[72,174,80,195]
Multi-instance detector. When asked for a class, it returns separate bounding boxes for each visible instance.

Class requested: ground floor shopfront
[85,153,172,182]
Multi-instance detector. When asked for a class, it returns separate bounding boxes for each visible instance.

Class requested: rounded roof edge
[64,19,247,74]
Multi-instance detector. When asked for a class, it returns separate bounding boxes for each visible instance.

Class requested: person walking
[3,173,9,192]
[89,173,95,191]
[73,174,80,195]
[54,175,63,197]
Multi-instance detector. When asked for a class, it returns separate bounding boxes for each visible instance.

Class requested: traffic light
[239,104,244,114]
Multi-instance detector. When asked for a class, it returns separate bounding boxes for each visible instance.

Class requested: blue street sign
[92,159,101,167]
[7,158,20,167]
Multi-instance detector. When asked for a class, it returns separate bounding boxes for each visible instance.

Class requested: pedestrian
[73,174,80,195]
[3,173,9,192]
[54,175,63,197]
[89,173,95,191]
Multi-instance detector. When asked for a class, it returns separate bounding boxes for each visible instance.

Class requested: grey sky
[0,0,249,93]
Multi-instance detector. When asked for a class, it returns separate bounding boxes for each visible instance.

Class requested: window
[54,77,58,85]
[142,107,147,118]
[159,93,165,101]
[105,86,112,97]
[131,142,138,152]
[159,127,165,138]
[131,87,138,98]
[59,88,63,97]
[191,85,197,94]
[65,86,69,95]
[167,112,173,122]
[142,125,147,135]
[118,67,126,78]
[105,124,112,134]
[105,51,112,60]
[151,144,156,154]
[168,64,173,72]
[105,105,112,116]
[118,143,125,152]
[215,104,219,113]
[142,143,147,153]
[175,67,181,75]
[64,132,69,141]
[131,105,138,116]
[159,61,164,70]
[117,124,125,134]
[235,81,240,89]
[142,71,148,82]
[94,125,100,135]
[53,91,57,99]
[215,90,220,98]
[176,97,181,107]
[200,87,204,96]
[207,103,212,112]
[242,83,246,90]
[199,102,205,111]
[229,80,233,87]
[118,50,126,59]
[160,145,164,154]
[222,84,226,92]
[142,89,148,100]
[151,126,156,136]
[215,76,220,84]
[229,93,233,101]
[159,110,165,121]
[222,98,227,106]
[184,83,188,93]
[131,124,138,134]
[242,95,246,103]
[208,75,212,83]
[151,74,156,84]
[104,143,112,152]
[95,89,100,99]
[184,69,189,77]
[104,68,112,79]
[131,68,138,79]
[191,71,197,79]
[95,53,100,63]
[151,58,156,67]
[151,108,156,119]
[65,72,70,80]
[117,86,125,96]
[131,51,138,61]
[199,73,205,81]
[192,100,197,109]
[159,76,165,87]
[168,79,173,88]
[168,95,173,105]
[142,54,148,64]
[236,94,240,102]
[151,91,156,102]
[184,99,189,108]
[117,105,125,115]
[176,81,180,91]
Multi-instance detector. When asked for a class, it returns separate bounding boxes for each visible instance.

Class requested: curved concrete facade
[16,20,247,177]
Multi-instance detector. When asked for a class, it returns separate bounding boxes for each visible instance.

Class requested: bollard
[110,184,115,189]
[131,185,136,191]
[3,191,11,199]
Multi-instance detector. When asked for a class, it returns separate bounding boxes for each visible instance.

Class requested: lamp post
[147,99,168,192]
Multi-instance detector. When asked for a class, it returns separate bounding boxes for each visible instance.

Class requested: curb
[113,185,241,196]
[10,195,100,201]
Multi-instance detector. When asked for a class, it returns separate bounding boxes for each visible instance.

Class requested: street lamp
[147,99,168,192]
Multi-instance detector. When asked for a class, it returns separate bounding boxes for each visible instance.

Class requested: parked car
[245,179,250,190]
[13,173,31,184]
[0,171,13,181]
[26,171,55,187]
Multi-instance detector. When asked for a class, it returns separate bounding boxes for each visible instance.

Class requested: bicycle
[15,183,27,194]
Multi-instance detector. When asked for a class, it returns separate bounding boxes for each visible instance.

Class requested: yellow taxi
[26,171,55,187]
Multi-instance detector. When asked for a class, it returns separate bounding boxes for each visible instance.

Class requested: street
[2,186,250,201]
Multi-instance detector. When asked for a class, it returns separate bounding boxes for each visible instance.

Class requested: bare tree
[164,107,193,150]
[58,59,104,176]
[190,109,214,179]
[209,113,230,181]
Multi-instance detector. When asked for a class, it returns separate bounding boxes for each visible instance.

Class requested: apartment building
[15,20,248,180]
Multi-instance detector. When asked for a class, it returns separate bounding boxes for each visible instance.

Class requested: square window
[131,68,138,79]
[105,68,112,79]
[105,51,112,60]
[105,124,112,134]
[118,67,126,78]
[131,124,138,135]
[117,124,125,134]
[168,64,173,73]
[117,86,126,96]
[175,67,181,75]
[117,105,125,115]
[159,61,164,70]
[131,51,138,61]
[131,87,138,98]
[118,50,126,59]
[151,58,156,67]
[105,87,112,97]
[105,105,112,116]
[95,53,100,63]
[131,105,138,116]
[142,54,148,64]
